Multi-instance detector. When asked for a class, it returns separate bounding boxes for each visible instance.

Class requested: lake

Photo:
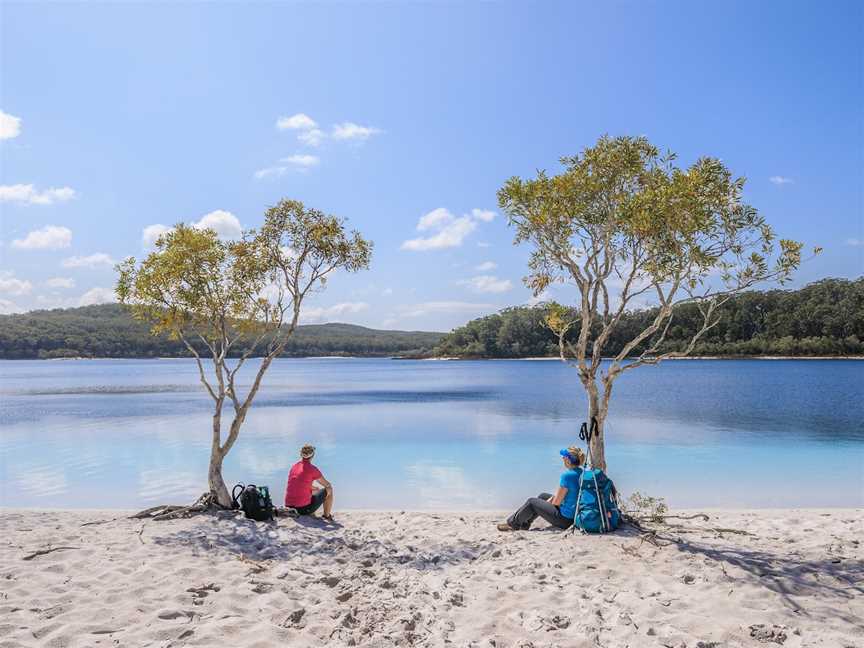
[0,358,862,510]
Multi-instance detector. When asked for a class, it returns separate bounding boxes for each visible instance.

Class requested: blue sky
[1,1,861,331]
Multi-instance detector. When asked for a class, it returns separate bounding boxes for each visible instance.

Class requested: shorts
[294,488,326,516]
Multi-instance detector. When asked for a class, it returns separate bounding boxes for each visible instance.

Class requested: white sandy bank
[0,509,861,648]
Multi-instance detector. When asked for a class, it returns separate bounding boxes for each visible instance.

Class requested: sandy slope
[0,509,861,648]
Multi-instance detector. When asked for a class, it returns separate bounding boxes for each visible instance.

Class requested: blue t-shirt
[558,468,583,519]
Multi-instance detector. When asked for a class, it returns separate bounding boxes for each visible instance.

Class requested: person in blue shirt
[497,446,585,531]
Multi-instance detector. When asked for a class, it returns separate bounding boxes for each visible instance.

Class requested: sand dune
[0,508,861,647]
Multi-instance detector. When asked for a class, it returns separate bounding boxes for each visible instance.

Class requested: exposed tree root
[622,511,752,545]
[129,492,230,522]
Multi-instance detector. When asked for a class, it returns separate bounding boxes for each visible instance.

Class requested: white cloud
[302,301,370,323]
[0,110,22,140]
[417,207,456,232]
[846,238,862,247]
[254,166,288,180]
[475,261,497,272]
[141,211,241,249]
[298,128,325,147]
[255,154,320,179]
[0,184,77,206]
[402,218,476,251]
[46,277,75,289]
[281,154,320,168]
[142,223,172,249]
[402,206,497,251]
[276,113,318,131]
[193,210,242,239]
[769,176,793,186]
[0,298,23,314]
[12,225,72,250]
[526,289,551,307]
[331,122,382,141]
[78,287,116,306]
[0,272,32,295]
[402,208,477,251]
[62,252,116,268]
[457,275,513,294]
[471,208,495,222]
[399,301,498,318]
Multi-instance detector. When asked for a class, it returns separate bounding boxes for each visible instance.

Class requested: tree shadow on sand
[638,523,863,625]
[148,511,495,573]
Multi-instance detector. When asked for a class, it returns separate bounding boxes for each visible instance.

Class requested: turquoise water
[0,358,862,509]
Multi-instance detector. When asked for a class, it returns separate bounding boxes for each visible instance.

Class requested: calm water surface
[1,358,862,509]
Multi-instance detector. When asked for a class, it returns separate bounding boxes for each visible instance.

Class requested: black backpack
[231,483,275,521]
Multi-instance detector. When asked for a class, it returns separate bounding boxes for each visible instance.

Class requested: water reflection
[404,460,494,509]
[1,358,862,508]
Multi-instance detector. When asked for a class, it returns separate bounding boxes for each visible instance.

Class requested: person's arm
[549,486,568,507]
[315,475,332,491]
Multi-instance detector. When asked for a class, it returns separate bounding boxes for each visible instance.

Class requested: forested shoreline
[2,278,862,360]
[433,278,864,358]
[0,304,444,359]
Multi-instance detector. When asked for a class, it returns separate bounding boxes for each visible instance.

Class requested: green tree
[498,135,812,470]
[116,199,372,507]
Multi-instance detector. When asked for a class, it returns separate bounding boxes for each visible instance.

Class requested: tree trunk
[208,401,232,508]
[586,387,607,471]
[588,415,607,471]
[208,449,231,508]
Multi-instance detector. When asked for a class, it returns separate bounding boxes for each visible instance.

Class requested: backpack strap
[231,483,245,509]
[592,470,609,533]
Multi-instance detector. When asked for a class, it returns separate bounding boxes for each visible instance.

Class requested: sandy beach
[0,508,861,648]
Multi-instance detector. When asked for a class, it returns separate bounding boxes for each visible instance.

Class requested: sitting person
[497,446,585,531]
[284,444,334,521]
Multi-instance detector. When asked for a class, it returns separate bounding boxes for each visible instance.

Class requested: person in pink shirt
[284,444,334,521]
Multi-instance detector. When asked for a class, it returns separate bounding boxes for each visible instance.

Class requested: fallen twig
[626,512,710,523]
[23,546,79,561]
[709,527,754,536]
[137,522,147,544]
[237,553,267,574]
[81,518,116,527]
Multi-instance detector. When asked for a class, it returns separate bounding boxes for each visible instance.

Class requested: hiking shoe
[497,522,516,532]
[322,514,335,523]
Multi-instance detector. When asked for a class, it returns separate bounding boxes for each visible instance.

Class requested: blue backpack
[573,468,620,533]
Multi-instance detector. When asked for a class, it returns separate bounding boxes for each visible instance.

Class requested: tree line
[433,278,864,358]
[0,303,444,359]
[2,278,861,361]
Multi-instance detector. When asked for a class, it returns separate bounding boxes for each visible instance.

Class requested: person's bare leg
[323,487,334,517]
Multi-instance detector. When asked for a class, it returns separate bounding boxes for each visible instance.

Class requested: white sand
[1,508,861,647]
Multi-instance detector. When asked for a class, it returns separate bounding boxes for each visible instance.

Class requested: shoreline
[3,505,862,514]
[1,508,860,647]
[2,354,862,362]
[419,354,864,361]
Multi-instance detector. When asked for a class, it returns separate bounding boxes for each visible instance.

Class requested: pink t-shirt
[284,459,322,507]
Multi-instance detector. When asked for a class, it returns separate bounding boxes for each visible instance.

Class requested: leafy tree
[497,135,813,470]
[116,199,371,507]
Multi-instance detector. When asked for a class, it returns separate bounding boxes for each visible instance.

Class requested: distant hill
[433,277,864,358]
[0,304,445,359]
